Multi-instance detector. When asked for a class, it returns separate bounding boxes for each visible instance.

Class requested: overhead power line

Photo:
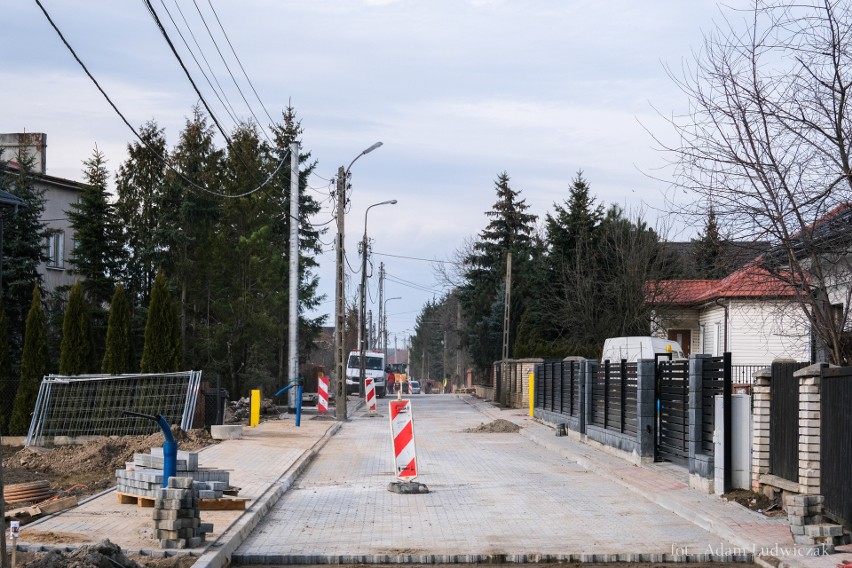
[142,0,234,148]
[33,0,289,200]
[374,251,462,266]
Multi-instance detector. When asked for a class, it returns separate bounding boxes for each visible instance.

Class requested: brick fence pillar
[750,367,771,492]
[796,364,824,496]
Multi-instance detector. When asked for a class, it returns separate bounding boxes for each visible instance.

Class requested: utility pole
[501,251,512,361]
[333,142,383,422]
[377,263,384,354]
[443,330,448,390]
[456,300,462,389]
[334,166,347,421]
[287,141,300,412]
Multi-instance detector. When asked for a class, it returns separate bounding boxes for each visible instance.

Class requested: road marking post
[318,375,329,414]
[250,389,260,427]
[365,377,377,413]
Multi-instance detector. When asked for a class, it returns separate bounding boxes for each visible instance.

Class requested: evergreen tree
[154,107,222,367]
[115,121,167,306]
[459,172,537,376]
[59,282,94,375]
[9,284,48,435]
[0,296,15,434]
[68,148,122,306]
[0,151,47,362]
[692,207,727,279]
[141,271,182,373]
[102,284,132,374]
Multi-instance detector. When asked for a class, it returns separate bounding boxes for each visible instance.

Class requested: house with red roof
[647,262,811,367]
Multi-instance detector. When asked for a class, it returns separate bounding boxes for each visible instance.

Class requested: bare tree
[657,0,852,363]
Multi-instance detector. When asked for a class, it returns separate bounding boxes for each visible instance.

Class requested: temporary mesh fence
[25,371,202,447]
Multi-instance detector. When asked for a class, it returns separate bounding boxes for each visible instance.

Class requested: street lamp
[359,199,398,396]
[334,142,383,422]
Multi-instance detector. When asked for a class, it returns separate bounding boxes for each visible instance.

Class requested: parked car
[408,380,420,394]
[601,336,685,362]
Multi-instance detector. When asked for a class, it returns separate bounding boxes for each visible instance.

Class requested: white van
[600,336,685,362]
[345,350,386,397]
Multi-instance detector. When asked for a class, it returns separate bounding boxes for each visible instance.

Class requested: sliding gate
[655,359,689,465]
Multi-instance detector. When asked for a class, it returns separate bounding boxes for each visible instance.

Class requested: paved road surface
[233,395,739,564]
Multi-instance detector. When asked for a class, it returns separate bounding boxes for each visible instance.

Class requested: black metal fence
[656,359,689,465]
[731,364,767,385]
[769,360,808,483]
[591,360,637,434]
[534,360,581,417]
[821,366,852,528]
[701,354,732,454]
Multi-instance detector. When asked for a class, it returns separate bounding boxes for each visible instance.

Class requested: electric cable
[192,0,272,141]
[204,0,277,127]
[373,251,462,265]
[33,0,289,199]
[142,0,234,149]
[160,0,242,130]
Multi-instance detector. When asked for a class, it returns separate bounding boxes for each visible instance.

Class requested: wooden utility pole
[334,166,347,421]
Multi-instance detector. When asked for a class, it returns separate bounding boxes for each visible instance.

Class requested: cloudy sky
[2,0,735,343]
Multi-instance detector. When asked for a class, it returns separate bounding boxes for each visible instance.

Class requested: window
[46,231,64,269]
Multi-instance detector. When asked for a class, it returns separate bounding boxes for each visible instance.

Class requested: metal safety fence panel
[25,371,202,447]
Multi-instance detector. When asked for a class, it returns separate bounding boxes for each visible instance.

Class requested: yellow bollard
[529,372,535,417]
[250,389,260,427]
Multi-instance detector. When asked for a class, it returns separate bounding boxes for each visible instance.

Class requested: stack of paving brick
[785,494,850,553]
[116,448,231,499]
[154,477,214,549]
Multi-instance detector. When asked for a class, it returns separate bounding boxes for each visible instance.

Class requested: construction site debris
[463,419,521,433]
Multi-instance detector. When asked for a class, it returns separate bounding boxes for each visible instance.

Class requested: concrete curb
[192,421,342,568]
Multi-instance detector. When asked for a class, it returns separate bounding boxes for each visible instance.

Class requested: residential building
[1,132,82,294]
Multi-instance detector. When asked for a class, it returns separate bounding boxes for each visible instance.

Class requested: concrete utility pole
[334,142,383,421]
[287,141,300,412]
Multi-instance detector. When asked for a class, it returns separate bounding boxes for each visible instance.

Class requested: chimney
[0,133,47,174]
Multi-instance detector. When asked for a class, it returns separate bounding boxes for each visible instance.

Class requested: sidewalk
[465,396,852,568]
[12,399,362,568]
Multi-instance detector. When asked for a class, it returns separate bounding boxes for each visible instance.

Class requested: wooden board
[199,498,248,511]
[117,492,155,507]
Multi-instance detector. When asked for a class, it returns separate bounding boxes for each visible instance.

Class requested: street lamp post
[358,199,397,396]
[334,142,382,422]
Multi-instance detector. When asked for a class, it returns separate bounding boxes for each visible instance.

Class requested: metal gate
[656,359,689,465]
[821,366,852,527]
[769,361,807,482]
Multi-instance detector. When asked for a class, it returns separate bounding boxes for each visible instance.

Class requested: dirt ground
[722,488,785,517]
[2,427,217,568]
[463,418,521,433]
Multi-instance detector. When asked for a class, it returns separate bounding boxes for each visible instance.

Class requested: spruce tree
[0,151,47,361]
[692,207,727,279]
[140,271,182,373]
[459,172,537,374]
[115,121,167,305]
[0,296,14,434]
[102,284,132,374]
[9,284,48,435]
[59,282,94,375]
[68,148,122,306]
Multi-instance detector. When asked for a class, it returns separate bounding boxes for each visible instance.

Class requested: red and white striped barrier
[389,399,417,480]
[317,376,329,414]
[365,377,377,413]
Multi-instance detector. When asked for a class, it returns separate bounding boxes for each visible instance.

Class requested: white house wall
[726,300,809,365]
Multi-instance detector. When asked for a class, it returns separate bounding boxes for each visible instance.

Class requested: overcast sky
[2,0,736,344]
